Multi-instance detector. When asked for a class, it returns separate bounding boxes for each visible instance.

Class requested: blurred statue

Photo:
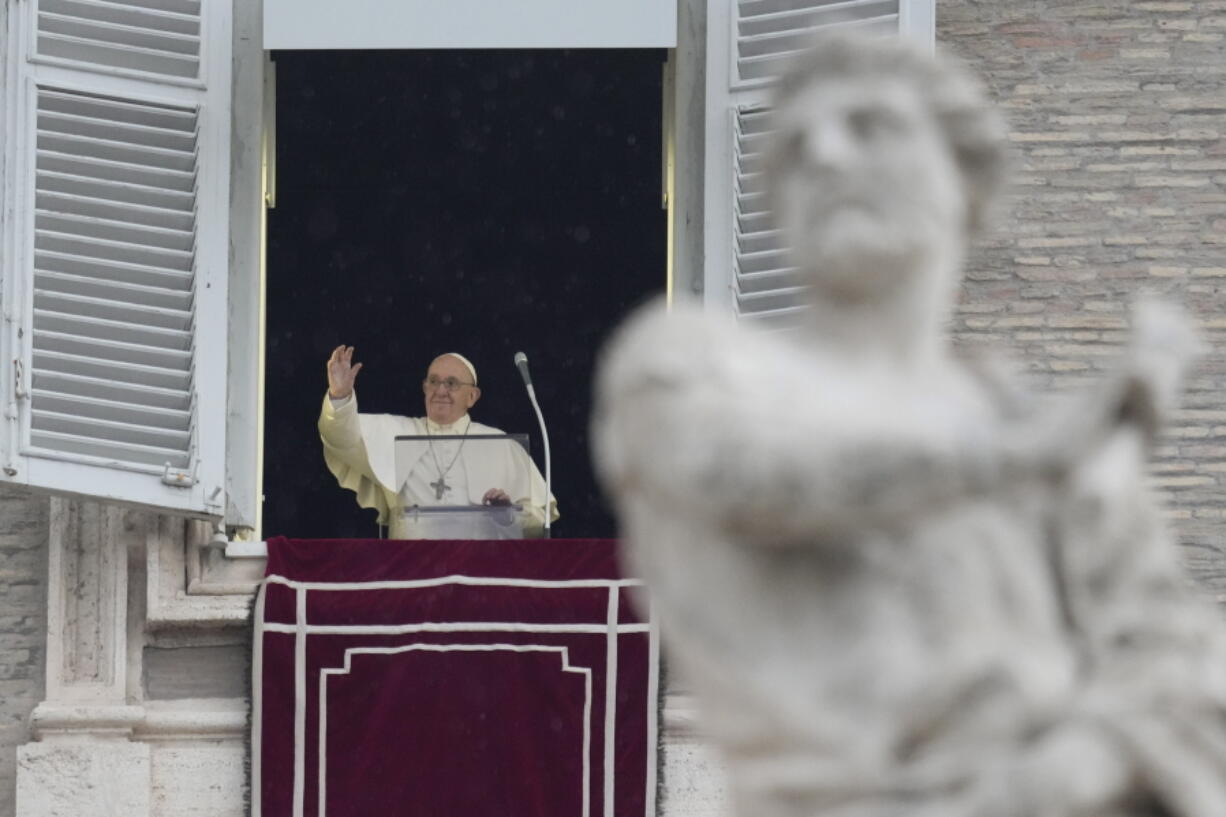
[594,34,1226,817]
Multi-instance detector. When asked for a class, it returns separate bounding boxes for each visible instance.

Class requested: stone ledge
[138,699,248,741]
[28,700,248,742]
[29,704,145,738]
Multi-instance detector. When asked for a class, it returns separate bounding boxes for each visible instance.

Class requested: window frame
[262,0,677,50]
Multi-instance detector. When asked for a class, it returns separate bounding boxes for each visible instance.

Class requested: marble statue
[593,34,1226,817]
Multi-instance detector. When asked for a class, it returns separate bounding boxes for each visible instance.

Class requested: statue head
[764,35,1007,309]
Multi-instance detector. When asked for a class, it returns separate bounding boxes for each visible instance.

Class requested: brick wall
[0,487,47,817]
[940,0,1226,597]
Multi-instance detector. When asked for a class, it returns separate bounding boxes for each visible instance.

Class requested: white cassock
[319,391,558,538]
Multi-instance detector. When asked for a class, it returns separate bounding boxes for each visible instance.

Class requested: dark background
[262,49,667,538]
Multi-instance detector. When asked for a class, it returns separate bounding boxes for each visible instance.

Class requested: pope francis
[318,345,558,538]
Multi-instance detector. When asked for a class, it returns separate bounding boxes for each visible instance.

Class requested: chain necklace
[426,417,472,500]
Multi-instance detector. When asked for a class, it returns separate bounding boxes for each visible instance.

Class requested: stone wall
[0,489,48,817]
[941,0,1226,597]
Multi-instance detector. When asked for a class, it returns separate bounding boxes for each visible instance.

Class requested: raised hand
[327,345,363,399]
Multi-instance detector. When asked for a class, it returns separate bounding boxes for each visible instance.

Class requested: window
[702,0,936,327]
[260,48,669,539]
[0,0,233,517]
[0,0,932,528]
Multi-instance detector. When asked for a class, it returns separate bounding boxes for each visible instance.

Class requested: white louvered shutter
[703,0,935,328]
[0,0,231,516]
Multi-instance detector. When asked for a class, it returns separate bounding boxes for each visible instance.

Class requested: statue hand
[327,345,363,399]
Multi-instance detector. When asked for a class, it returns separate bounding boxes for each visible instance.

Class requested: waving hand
[327,345,363,399]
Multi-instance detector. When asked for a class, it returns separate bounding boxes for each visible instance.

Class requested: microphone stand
[524,381,552,538]
[516,353,552,539]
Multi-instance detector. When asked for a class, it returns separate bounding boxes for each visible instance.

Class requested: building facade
[1,0,1224,814]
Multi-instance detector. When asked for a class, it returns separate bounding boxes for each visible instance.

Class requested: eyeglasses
[423,376,476,393]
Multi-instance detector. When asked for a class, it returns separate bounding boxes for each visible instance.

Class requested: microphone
[514,352,552,538]
[514,351,533,389]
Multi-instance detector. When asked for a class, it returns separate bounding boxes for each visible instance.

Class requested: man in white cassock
[319,346,557,539]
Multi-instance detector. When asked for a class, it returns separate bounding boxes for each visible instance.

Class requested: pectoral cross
[430,477,450,500]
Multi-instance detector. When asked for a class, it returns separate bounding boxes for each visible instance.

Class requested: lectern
[393,433,532,539]
[398,504,524,539]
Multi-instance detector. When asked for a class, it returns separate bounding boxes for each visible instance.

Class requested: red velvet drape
[253,537,656,817]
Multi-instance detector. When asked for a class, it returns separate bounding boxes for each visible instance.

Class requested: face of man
[769,75,965,302]
[423,355,480,426]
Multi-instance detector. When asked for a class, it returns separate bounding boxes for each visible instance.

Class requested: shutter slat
[40,109,195,154]
[37,190,194,232]
[110,0,200,17]
[739,0,896,35]
[738,23,898,84]
[40,12,200,55]
[736,248,792,276]
[736,173,768,200]
[737,210,774,236]
[735,0,899,84]
[32,409,190,449]
[734,286,809,312]
[33,390,190,432]
[30,427,190,469]
[737,312,810,333]
[36,209,194,252]
[36,249,192,291]
[740,0,878,16]
[37,149,195,192]
[37,33,200,79]
[33,329,191,370]
[36,228,193,271]
[39,130,197,172]
[39,89,196,131]
[41,0,200,35]
[34,349,191,392]
[735,295,804,318]
[735,268,803,292]
[35,309,193,352]
[738,228,785,256]
[35,270,192,311]
[32,369,191,411]
[735,190,770,217]
[738,151,766,177]
[38,169,194,212]
[35,290,192,332]
[739,22,895,61]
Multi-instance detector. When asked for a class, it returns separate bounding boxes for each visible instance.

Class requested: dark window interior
[263,49,667,539]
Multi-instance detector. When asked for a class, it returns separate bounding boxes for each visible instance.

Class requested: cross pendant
[430,477,449,500]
